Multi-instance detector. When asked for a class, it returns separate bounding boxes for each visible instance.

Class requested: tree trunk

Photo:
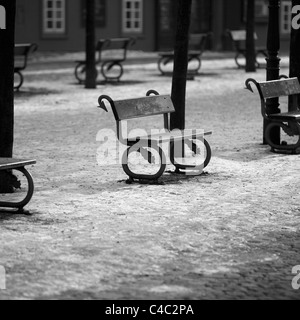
[0,0,16,193]
[170,0,192,131]
[85,0,96,89]
[246,0,256,72]
[289,0,300,111]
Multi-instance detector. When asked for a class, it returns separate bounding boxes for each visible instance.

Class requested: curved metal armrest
[245,78,269,120]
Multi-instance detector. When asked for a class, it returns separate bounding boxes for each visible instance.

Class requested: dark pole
[265,0,281,145]
[289,0,300,111]
[0,0,16,192]
[170,0,192,130]
[85,0,96,89]
[246,0,256,72]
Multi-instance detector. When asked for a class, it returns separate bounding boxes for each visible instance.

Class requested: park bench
[14,43,38,90]
[226,29,267,68]
[98,91,212,183]
[75,37,135,83]
[157,32,212,76]
[0,158,36,213]
[245,76,300,153]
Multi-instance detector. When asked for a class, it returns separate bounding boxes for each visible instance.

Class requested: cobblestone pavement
[0,52,299,300]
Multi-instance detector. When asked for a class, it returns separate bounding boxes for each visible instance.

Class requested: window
[242,0,268,22]
[281,1,292,34]
[255,0,268,19]
[81,0,106,28]
[122,0,143,33]
[43,0,66,35]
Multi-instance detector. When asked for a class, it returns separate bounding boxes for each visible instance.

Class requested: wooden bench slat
[113,95,175,121]
[0,158,36,170]
[269,111,300,121]
[259,78,300,99]
[131,130,213,143]
[229,30,258,41]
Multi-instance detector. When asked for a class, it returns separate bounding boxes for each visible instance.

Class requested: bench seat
[127,129,212,143]
[245,77,300,153]
[14,43,38,90]
[226,30,267,68]
[157,33,211,75]
[269,111,300,121]
[74,37,135,83]
[0,158,36,170]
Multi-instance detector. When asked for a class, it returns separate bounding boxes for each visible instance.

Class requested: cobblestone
[0,52,299,300]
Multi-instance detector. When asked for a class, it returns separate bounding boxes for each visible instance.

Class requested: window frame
[280,0,292,35]
[42,0,67,36]
[122,0,144,34]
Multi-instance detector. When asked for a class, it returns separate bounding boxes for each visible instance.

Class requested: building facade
[15,0,292,52]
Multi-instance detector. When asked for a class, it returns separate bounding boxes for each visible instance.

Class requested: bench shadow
[214,142,300,162]
[71,80,145,86]
[0,209,66,224]
[0,209,33,220]
[73,170,213,196]
[157,72,220,79]
[195,72,220,77]
[14,88,61,98]
[97,80,145,86]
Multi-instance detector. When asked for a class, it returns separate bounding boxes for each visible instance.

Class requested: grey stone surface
[0,52,299,300]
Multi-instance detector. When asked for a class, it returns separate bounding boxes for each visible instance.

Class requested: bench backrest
[246,77,300,119]
[258,78,300,99]
[105,95,175,121]
[98,93,175,139]
[14,43,38,69]
[189,32,211,52]
[227,30,258,50]
[96,37,135,61]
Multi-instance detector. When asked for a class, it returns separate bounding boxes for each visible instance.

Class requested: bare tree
[85,0,96,89]
[246,0,256,72]
[170,0,193,130]
[0,0,16,192]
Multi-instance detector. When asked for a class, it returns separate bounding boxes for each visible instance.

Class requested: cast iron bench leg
[14,70,24,91]
[121,142,166,182]
[158,56,173,75]
[265,121,300,153]
[0,166,34,213]
[187,56,201,74]
[101,61,124,82]
[170,138,212,173]
[75,62,98,84]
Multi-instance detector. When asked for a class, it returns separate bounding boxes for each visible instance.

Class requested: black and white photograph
[0,0,300,304]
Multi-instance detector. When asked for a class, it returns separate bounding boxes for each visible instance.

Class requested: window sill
[41,33,68,40]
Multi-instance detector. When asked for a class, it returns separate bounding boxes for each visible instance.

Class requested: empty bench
[75,37,135,83]
[157,32,212,76]
[14,43,38,90]
[98,91,212,183]
[0,158,36,213]
[226,30,267,68]
[245,77,300,153]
